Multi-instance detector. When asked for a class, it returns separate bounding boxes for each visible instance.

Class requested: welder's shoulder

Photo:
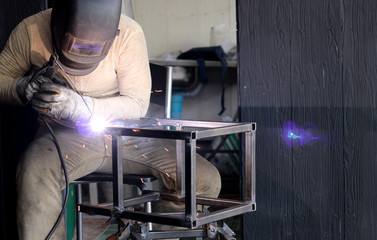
[7,9,51,50]
[12,9,52,41]
[118,14,144,35]
[20,9,51,27]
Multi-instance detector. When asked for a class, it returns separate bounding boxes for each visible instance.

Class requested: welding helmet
[51,0,122,76]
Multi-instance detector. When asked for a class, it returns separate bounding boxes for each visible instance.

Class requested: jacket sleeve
[0,20,31,105]
[91,26,151,121]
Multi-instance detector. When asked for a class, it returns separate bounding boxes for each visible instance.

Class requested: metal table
[78,118,256,239]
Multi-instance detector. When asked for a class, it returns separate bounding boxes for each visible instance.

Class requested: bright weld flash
[89,117,107,133]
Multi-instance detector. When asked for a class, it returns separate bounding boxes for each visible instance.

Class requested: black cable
[42,116,69,240]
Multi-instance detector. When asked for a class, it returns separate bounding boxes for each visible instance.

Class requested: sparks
[142,154,147,159]
[164,147,169,152]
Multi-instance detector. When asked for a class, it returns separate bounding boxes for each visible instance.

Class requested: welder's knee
[16,137,62,190]
[196,154,221,198]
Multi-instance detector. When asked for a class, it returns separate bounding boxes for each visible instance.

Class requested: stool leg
[88,183,98,205]
[137,182,153,231]
[75,184,83,240]
[145,201,152,231]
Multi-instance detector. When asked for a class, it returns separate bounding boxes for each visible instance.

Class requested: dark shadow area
[0,106,39,239]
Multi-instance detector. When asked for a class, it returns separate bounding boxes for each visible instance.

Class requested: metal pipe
[185,138,197,221]
[175,124,185,196]
[112,134,124,210]
[165,66,173,118]
[149,229,206,239]
[76,184,83,240]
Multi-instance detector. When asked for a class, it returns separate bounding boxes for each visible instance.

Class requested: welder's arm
[0,20,32,105]
[91,93,150,121]
[89,27,151,121]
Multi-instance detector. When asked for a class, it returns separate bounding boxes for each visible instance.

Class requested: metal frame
[77,118,256,237]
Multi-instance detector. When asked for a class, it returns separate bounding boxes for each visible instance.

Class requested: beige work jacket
[0,9,151,123]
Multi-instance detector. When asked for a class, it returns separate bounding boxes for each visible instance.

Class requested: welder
[0,0,221,239]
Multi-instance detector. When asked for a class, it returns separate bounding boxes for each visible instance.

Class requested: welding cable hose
[41,116,69,240]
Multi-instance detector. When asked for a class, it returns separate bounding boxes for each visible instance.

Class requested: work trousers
[16,125,221,240]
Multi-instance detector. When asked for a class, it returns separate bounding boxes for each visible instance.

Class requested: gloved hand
[16,71,53,103]
[31,82,94,122]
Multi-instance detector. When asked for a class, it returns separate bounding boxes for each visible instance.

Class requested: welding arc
[42,116,69,240]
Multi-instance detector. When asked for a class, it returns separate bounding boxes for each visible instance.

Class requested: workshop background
[239,0,377,240]
[1,0,377,240]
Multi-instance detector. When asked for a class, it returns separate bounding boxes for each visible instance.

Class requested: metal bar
[119,210,192,228]
[158,118,245,128]
[244,131,251,201]
[176,139,185,196]
[121,192,160,208]
[149,59,237,68]
[108,118,253,130]
[78,204,113,216]
[88,183,98,205]
[108,120,254,141]
[243,130,256,206]
[147,212,186,218]
[195,124,254,139]
[165,66,173,118]
[75,173,156,184]
[112,134,124,210]
[145,202,153,231]
[175,123,185,195]
[110,118,162,128]
[194,204,254,227]
[116,128,191,140]
[250,130,257,206]
[185,138,197,221]
[158,192,247,208]
[76,184,83,240]
[79,202,254,229]
[149,229,206,239]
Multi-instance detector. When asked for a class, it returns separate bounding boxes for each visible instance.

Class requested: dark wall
[0,1,47,239]
[238,0,377,239]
